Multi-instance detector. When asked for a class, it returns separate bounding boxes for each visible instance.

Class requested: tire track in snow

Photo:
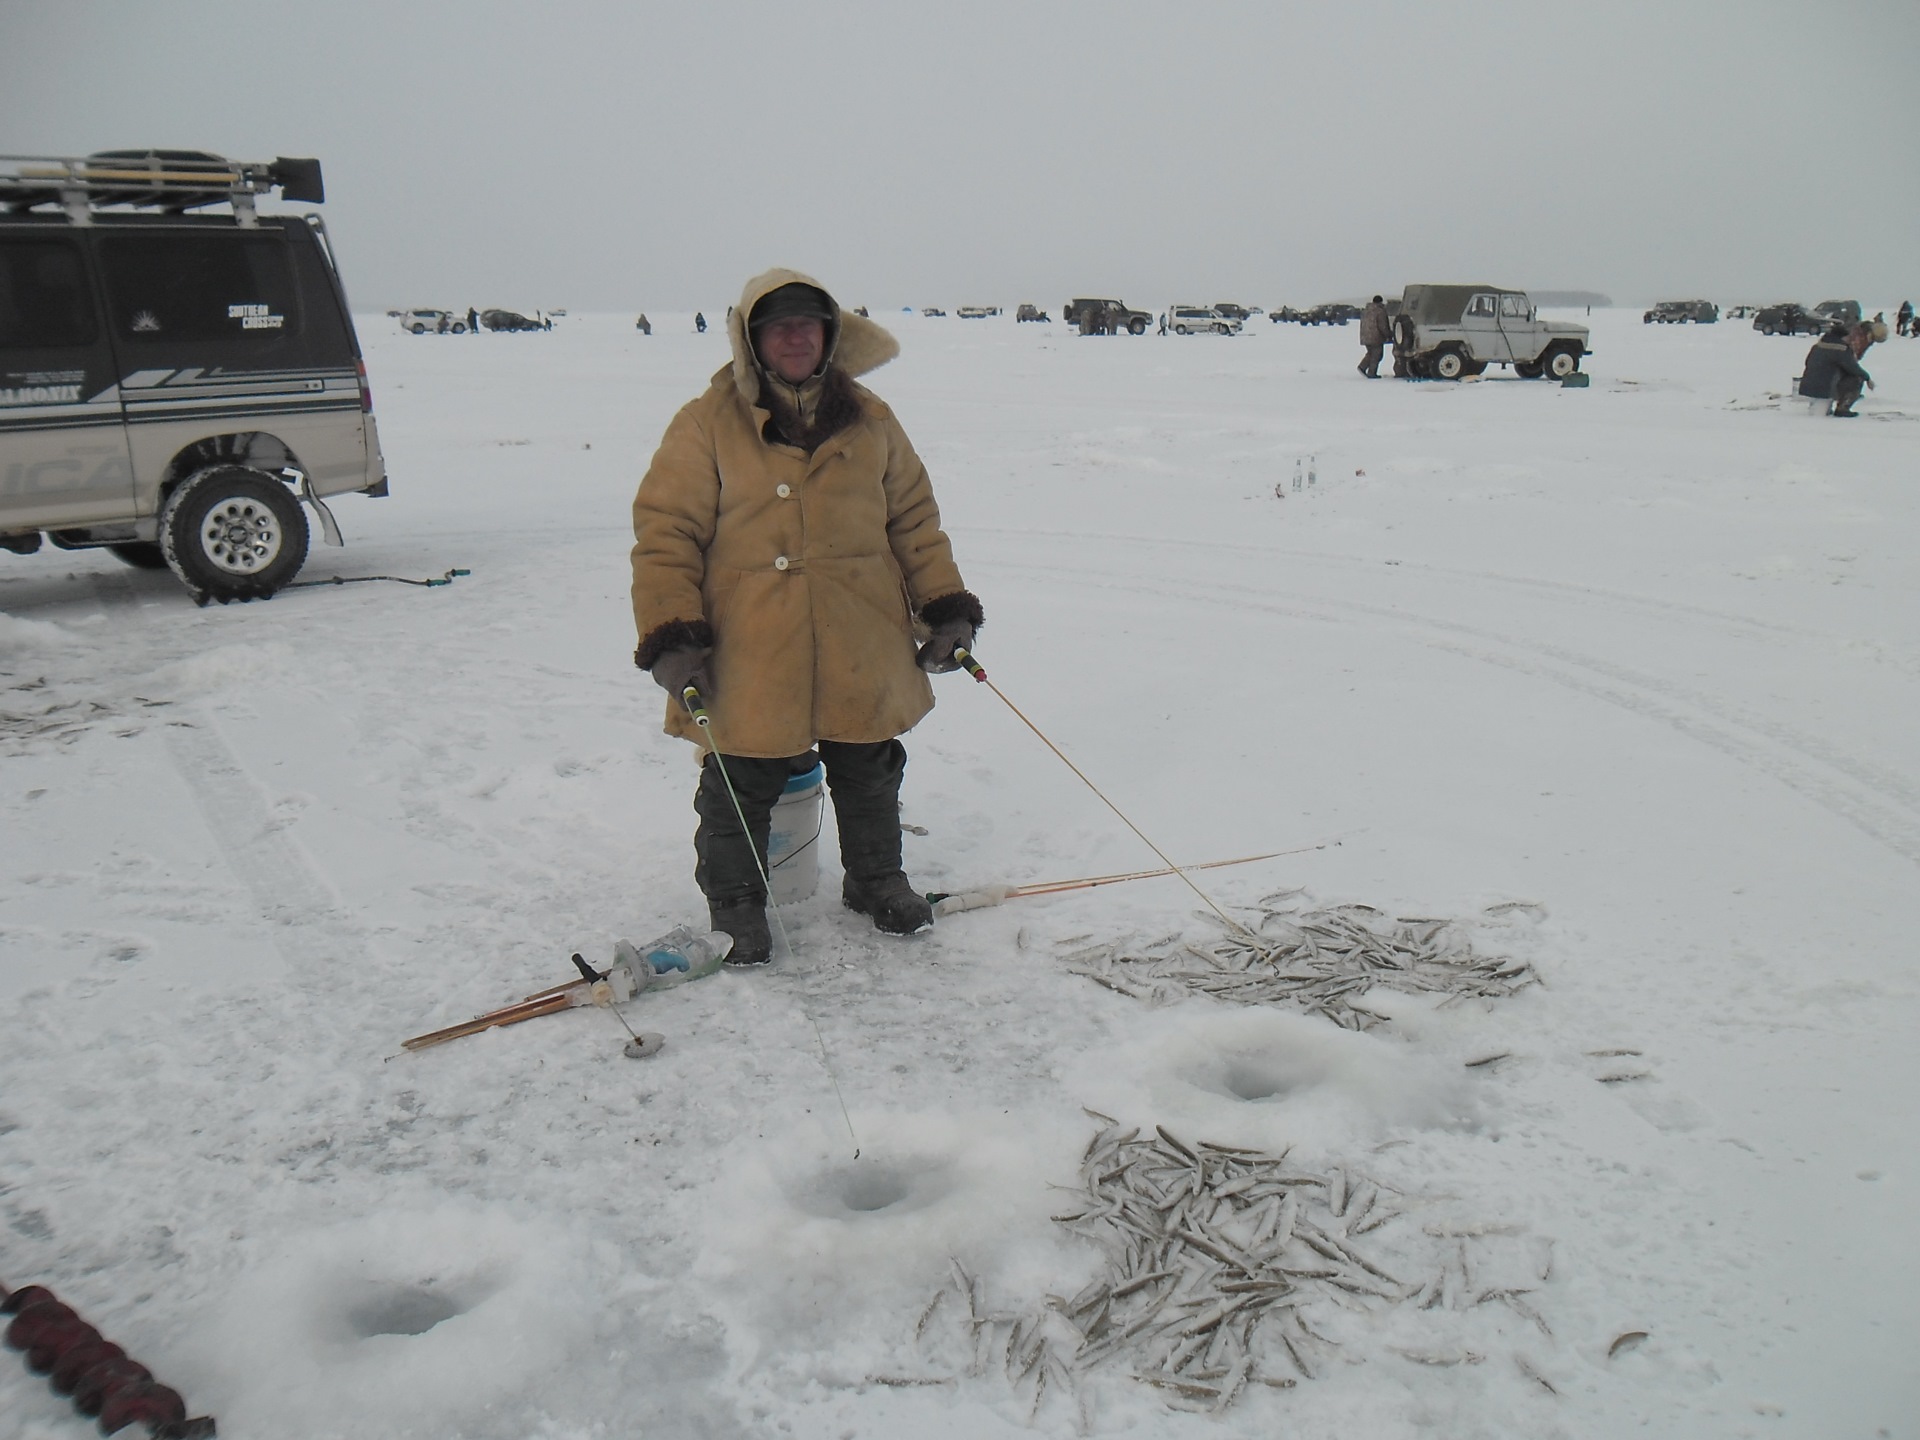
[985,559,1920,868]
[968,522,1920,663]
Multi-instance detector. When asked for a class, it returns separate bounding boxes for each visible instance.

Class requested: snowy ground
[2,306,1916,1439]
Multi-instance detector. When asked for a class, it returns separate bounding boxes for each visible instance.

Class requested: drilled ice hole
[341,1268,506,1340]
[348,1285,466,1338]
[797,1156,954,1219]
[1184,1048,1333,1105]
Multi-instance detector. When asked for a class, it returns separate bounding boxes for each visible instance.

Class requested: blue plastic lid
[782,763,824,795]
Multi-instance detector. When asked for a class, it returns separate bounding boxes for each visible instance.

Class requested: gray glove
[916,618,975,674]
[650,645,713,701]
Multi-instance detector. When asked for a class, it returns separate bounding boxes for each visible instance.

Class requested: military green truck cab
[1397,284,1591,380]
[1062,298,1151,335]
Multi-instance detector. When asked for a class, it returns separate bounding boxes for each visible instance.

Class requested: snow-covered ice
[2,307,1915,1438]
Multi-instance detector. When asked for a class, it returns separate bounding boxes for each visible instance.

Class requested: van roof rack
[0,150,323,227]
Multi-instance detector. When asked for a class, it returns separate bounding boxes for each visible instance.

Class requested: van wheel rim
[200,500,283,574]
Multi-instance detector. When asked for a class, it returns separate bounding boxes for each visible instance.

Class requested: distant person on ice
[636,313,652,334]
[1358,295,1390,378]
[630,269,983,966]
[1798,323,1872,418]
[694,311,707,333]
[1898,300,1912,338]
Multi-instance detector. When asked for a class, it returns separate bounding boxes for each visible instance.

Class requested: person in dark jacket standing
[1799,324,1873,418]
[694,311,707,333]
[1358,296,1390,378]
[1897,300,1912,338]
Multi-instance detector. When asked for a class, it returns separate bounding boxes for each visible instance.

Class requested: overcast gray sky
[4,0,1916,310]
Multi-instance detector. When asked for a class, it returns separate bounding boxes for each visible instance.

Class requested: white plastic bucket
[768,761,824,904]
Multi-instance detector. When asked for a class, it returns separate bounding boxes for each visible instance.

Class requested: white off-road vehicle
[1397,285,1590,380]
[1168,305,1241,335]
[0,150,387,603]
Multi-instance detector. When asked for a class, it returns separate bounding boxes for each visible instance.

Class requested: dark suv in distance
[1643,300,1718,324]
[1751,303,1822,336]
[0,150,386,604]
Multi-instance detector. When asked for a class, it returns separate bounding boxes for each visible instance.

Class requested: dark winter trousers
[1359,344,1384,378]
[693,739,907,906]
[1832,376,1863,415]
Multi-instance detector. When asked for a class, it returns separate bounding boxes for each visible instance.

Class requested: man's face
[757,316,826,384]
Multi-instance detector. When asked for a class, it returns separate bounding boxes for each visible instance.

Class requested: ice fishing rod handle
[571,953,601,983]
[681,684,711,722]
[951,645,988,682]
[930,885,1012,917]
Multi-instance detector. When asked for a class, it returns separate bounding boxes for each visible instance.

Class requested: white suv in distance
[401,308,464,334]
[1168,305,1240,335]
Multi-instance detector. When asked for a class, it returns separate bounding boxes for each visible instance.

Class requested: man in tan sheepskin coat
[631,269,983,964]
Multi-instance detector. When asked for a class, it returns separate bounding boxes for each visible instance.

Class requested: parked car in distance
[1268,306,1304,323]
[921,307,946,317]
[0,149,386,604]
[402,308,464,334]
[1063,298,1152,335]
[1813,300,1861,328]
[480,309,543,332]
[956,305,1000,318]
[1015,303,1051,322]
[1212,302,1255,321]
[1725,304,1759,320]
[1751,303,1822,336]
[1168,305,1241,335]
[1644,300,1718,324]
[1397,284,1591,380]
[1301,302,1362,326]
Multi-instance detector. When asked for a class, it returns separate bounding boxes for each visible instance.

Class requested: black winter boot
[822,739,933,937]
[841,872,933,935]
[709,899,772,967]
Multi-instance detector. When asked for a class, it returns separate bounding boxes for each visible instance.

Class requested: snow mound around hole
[696,1110,1072,1345]
[189,1205,598,1435]
[1068,1007,1474,1154]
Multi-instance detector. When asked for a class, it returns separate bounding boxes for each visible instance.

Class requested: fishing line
[951,646,1247,933]
[684,686,862,1159]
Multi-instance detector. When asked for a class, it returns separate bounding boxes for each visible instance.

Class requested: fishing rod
[683,684,862,1159]
[946,646,1248,933]
[926,838,1351,916]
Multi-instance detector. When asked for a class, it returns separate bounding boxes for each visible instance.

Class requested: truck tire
[160,466,310,605]
[1128,317,1147,335]
[1431,346,1468,380]
[1543,345,1581,379]
[1513,358,1545,379]
[410,323,427,334]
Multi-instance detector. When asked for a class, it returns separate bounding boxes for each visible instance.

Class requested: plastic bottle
[613,926,733,990]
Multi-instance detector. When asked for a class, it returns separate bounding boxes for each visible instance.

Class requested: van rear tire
[1431,346,1468,380]
[161,467,309,605]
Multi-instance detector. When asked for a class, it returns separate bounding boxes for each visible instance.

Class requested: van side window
[1500,294,1528,317]
[99,234,298,342]
[0,239,97,348]
[1467,294,1497,318]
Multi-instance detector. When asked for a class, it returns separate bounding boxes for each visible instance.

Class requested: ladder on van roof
[0,150,323,227]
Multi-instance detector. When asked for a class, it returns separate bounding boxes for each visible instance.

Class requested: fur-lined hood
[726,267,900,405]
